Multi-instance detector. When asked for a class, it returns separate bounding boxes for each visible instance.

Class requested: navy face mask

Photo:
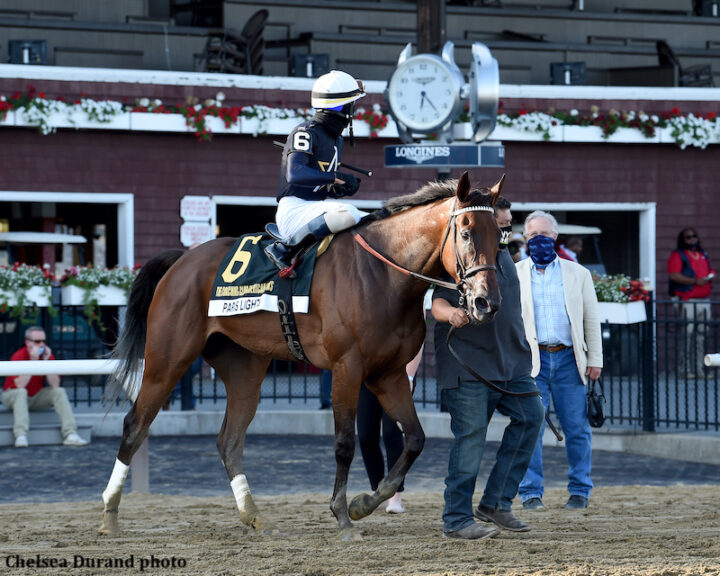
[527,235,557,268]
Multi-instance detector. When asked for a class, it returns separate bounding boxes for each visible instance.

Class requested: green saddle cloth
[208,233,319,317]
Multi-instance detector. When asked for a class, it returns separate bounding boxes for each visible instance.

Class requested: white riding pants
[276,196,368,242]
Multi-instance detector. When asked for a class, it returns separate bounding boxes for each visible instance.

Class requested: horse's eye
[460,229,471,241]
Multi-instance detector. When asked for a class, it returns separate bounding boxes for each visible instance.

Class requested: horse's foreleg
[329,408,362,540]
[348,372,425,521]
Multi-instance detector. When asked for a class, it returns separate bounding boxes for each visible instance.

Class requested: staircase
[0,407,93,447]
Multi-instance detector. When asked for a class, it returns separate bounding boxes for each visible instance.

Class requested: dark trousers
[356,382,405,492]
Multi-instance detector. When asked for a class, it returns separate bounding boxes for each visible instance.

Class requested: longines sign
[384,143,504,168]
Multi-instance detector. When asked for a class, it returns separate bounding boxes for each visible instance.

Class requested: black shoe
[442,522,500,541]
[319,403,331,410]
[474,505,530,532]
[264,242,293,271]
[522,497,546,511]
[565,495,589,509]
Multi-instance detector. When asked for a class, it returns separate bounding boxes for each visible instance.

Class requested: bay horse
[99,172,504,539]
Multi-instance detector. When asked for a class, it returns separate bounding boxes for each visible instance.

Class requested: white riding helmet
[311,70,366,110]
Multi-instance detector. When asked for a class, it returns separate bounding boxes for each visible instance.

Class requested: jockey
[265,70,369,270]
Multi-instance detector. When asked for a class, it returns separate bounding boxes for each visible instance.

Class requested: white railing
[0,359,148,492]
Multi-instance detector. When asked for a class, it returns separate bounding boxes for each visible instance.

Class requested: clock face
[387,55,461,132]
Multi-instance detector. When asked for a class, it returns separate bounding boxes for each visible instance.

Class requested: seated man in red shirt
[668,227,715,378]
[2,326,88,448]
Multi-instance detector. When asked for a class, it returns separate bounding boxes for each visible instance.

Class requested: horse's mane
[368,179,493,221]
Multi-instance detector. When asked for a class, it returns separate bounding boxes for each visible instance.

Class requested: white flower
[152,99,162,108]
[139,98,150,107]
[215,91,226,102]
[570,109,579,116]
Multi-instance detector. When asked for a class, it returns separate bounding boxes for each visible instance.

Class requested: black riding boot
[264,241,293,271]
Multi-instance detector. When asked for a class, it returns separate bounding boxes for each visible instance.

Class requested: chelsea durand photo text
[5,554,187,571]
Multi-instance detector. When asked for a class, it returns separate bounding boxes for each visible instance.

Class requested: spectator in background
[557,236,583,263]
[356,344,424,514]
[508,233,527,264]
[2,326,88,448]
[517,211,602,510]
[668,227,715,378]
[319,369,332,409]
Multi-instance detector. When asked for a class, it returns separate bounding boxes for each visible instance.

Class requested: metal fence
[2,298,719,432]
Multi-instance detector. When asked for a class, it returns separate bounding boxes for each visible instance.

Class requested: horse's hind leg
[348,369,425,521]
[205,338,273,532]
[100,356,198,534]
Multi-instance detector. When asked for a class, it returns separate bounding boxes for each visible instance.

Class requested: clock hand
[423,93,439,113]
[420,91,426,110]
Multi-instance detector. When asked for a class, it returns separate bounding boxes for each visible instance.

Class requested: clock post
[383,41,504,175]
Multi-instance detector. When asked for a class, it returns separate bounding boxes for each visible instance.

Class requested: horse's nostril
[475,297,489,312]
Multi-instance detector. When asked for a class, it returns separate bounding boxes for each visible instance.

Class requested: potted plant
[593,273,650,324]
[0,263,53,321]
[58,265,138,326]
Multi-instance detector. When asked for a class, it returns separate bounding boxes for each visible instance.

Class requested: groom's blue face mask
[527,235,557,268]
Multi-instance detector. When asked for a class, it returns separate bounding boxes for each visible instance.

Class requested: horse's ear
[488,173,506,206]
[456,171,471,203]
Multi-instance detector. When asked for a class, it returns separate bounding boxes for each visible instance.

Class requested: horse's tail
[104,249,185,406]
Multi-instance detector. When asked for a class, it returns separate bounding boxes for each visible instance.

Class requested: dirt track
[2,485,719,576]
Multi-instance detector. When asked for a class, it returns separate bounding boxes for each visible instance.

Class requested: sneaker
[522,497,546,511]
[15,435,29,448]
[385,492,405,514]
[63,432,88,446]
[474,505,530,532]
[565,495,589,509]
[443,522,500,541]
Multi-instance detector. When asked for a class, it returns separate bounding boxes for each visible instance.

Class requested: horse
[99,171,504,540]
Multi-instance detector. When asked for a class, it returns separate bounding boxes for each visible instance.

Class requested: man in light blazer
[516,210,603,510]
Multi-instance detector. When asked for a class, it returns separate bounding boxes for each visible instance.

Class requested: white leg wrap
[231,474,251,503]
[231,474,260,526]
[102,459,130,509]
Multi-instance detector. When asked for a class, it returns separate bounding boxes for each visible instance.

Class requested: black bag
[586,379,606,428]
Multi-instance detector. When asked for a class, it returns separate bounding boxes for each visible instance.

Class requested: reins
[352,231,458,290]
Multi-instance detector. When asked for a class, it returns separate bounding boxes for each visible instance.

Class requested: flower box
[597,301,647,324]
[0,110,14,127]
[204,116,240,134]
[130,112,188,132]
[0,286,50,307]
[242,117,299,136]
[606,127,659,144]
[489,125,562,142]
[562,125,602,142]
[60,285,127,306]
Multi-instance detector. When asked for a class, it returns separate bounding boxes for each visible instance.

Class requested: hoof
[251,517,279,535]
[348,493,373,521]
[339,527,363,542]
[98,511,119,535]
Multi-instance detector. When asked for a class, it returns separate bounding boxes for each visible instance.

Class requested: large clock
[385,42,465,141]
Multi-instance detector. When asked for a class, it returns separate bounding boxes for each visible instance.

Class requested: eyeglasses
[685,234,698,240]
[28,338,46,343]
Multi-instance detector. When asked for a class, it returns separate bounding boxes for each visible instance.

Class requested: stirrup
[264,242,297,278]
